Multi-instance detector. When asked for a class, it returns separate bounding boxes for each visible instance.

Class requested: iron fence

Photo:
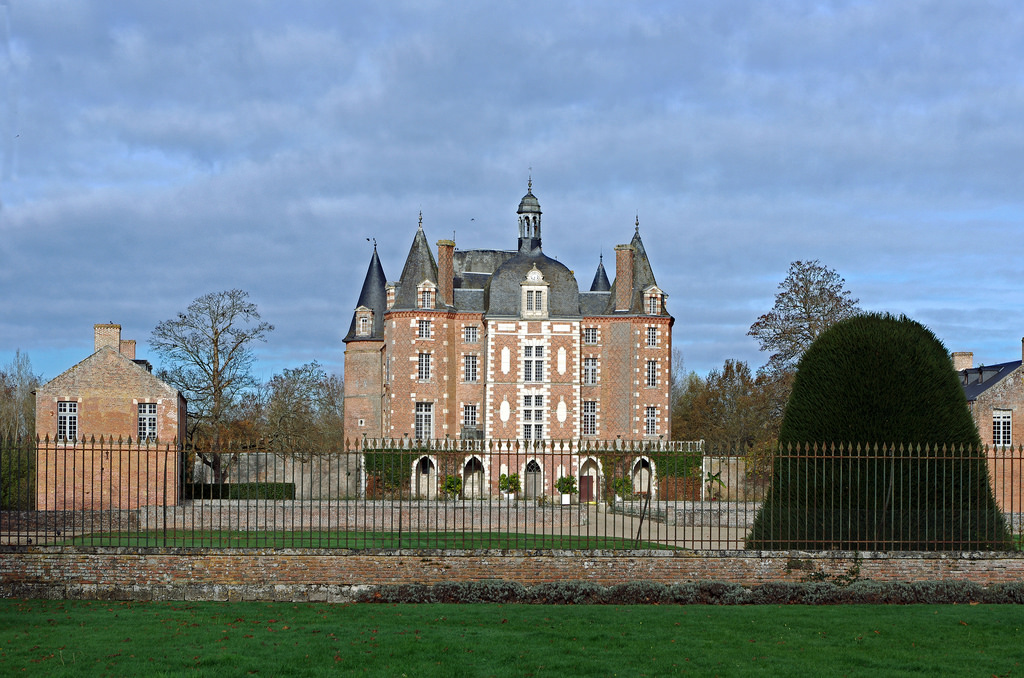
[2,436,1022,552]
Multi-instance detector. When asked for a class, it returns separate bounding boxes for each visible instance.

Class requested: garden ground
[1,599,1022,676]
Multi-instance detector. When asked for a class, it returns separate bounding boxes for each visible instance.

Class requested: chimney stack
[119,339,136,360]
[437,239,455,307]
[94,323,122,352]
[952,351,973,371]
[614,244,634,312]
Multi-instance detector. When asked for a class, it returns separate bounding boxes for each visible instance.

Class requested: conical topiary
[747,313,1011,550]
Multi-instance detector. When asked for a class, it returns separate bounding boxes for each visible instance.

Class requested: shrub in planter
[748,313,1011,551]
[440,474,463,499]
[611,477,633,500]
[555,475,577,495]
[498,472,521,495]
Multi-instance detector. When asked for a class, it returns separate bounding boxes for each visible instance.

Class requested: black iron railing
[2,437,1021,552]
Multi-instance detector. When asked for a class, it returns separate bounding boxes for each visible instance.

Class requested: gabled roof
[392,224,441,310]
[959,360,1023,402]
[344,246,387,342]
[37,346,180,400]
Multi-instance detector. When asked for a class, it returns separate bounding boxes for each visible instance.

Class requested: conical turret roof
[343,246,387,342]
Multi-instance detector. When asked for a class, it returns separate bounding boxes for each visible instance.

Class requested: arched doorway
[414,456,437,499]
[463,457,484,498]
[579,458,600,503]
[524,459,543,499]
[632,457,654,498]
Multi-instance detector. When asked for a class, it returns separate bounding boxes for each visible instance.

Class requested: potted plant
[555,475,577,505]
[612,477,633,503]
[499,472,521,501]
[440,474,463,500]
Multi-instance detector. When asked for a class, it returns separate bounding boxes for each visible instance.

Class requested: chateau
[343,182,673,453]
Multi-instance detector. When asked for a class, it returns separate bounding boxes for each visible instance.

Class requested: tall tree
[748,260,860,374]
[263,362,345,456]
[673,359,772,454]
[150,289,273,440]
[0,350,41,439]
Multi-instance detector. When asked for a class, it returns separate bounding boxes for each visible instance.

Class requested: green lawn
[63,530,678,550]
[1,599,1022,676]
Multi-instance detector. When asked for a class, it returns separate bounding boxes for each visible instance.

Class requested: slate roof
[378,188,670,324]
[343,246,388,342]
[392,225,442,310]
[603,227,666,315]
[590,255,611,292]
[959,360,1023,402]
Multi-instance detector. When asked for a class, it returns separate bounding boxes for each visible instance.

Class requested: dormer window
[355,307,374,337]
[520,265,550,319]
[644,286,665,316]
[417,281,437,309]
[385,283,396,310]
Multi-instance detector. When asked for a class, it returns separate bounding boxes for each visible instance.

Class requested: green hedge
[184,482,296,500]
[356,579,1024,605]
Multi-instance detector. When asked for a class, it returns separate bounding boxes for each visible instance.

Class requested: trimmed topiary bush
[747,313,1011,551]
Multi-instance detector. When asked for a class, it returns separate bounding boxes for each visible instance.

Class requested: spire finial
[527,172,532,193]
[418,210,423,230]
[635,213,640,233]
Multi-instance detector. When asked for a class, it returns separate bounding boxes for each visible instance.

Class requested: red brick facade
[34,324,185,509]
[344,187,673,499]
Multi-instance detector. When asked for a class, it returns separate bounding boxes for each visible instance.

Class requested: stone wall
[3,547,1024,602]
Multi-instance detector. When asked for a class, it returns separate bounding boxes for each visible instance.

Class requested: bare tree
[150,290,272,482]
[0,350,41,439]
[263,362,344,456]
[748,260,860,373]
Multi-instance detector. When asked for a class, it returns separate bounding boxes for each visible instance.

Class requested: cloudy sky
[2,0,1023,384]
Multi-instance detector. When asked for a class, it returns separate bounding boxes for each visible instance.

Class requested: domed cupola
[517,177,542,254]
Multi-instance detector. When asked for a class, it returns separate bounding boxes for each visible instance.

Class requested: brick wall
[4,548,1024,602]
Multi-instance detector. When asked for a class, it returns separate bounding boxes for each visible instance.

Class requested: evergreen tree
[748,313,1010,550]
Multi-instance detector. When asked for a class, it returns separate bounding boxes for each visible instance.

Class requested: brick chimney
[94,323,122,352]
[952,351,973,371]
[437,239,455,307]
[614,244,634,312]
[119,339,136,359]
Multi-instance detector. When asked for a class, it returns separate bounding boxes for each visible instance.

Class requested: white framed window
[464,326,478,343]
[418,319,431,338]
[522,395,544,440]
[418,353,431,381]
[645,360,658,387]
[646,326,658,347]
[582,401,597,436]
[583,327,598,344]
[415,402,433,440]
[463,404,478,428]
[524,345,544,382]
[994,409,1012,447]
[358,316,371,336]
[57,401,78,441]
[647,295,660,315]
[644,406,658,436]
[520,266,549,319]
[583,357,598,385]
[138,403,157,441]
[464,354,478,382]
[418,287,434,309]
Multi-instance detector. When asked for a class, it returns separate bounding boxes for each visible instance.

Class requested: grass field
[1,599,1022,676]
[62,530,677,550]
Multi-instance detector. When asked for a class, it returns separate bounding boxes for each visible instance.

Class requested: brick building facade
[34,324,186,509]
[344,183,673,499]
[954,343,1024,512]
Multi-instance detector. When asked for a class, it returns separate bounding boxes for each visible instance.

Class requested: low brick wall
[3,547,1024,602]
